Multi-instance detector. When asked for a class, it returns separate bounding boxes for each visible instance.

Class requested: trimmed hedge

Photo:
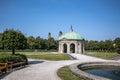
[0,54,28,64]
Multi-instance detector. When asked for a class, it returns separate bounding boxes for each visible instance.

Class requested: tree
[27,36,35,49]
[0,33,2,49]
[48,37,58,50]
[40,39,49,50]
[85,40,114,52]
[47,32,58,50]
[114,37,120,48]
[104,40,114,51]
[35,36,42,49]
[2,29,27,55]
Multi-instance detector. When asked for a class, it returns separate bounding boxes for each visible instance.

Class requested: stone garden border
[69,62,120,80]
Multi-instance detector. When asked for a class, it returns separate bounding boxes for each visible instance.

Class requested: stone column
[61,43,63,53]
[58,42,61,53]
[67,43,70,53]
[79,42,81,53]
[59,42,63,53]
[82,41,85,54]
[75,42,77,53]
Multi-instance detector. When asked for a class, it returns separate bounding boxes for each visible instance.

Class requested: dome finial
[70,25,73,32]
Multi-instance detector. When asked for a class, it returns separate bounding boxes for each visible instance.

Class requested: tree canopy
[0,28,120,53]
[85,39,120,52]
[114,37,120,48]
[2,29,27,54]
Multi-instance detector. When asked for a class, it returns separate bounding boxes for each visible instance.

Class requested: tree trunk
[12,48,15,55]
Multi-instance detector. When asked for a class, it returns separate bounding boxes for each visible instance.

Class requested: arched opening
[81,43,83,54]
[63,44,67,53]
[70,43,75,53]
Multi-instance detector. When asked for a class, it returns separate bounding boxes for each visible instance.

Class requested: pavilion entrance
[63,44,67,53]
[70,43,75,53]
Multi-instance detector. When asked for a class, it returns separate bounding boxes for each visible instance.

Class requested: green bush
[0,54,28,64]
[15,54,28,64]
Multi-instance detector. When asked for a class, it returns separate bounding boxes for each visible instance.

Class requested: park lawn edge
[57,66,83,80]
[0,53,71,60]
[86,52,120,59]
[26,54,71,60]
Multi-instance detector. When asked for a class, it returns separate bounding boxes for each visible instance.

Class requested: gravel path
[112,55,120,60]
[1,54,112,80]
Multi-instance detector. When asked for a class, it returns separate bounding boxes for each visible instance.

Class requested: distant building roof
[58,27,84,40]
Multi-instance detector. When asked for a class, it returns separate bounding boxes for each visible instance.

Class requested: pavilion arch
[70,43,75,53]
[63,44,67,53]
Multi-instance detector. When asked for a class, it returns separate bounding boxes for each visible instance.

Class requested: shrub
[0,54,28,64]
[15,54,28,64]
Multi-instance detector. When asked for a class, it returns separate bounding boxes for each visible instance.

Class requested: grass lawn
[86,52,120,59]
[0,53,11,58]
[27,54,70,60]
[0,52,70,60]
[57,66,83,80]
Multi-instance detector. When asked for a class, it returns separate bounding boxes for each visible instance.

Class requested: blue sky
[0,0,120,40]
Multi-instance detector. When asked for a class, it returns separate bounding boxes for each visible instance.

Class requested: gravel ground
[1,54,112,80]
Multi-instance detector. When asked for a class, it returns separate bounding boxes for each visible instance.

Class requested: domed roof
[58,27,84,40]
